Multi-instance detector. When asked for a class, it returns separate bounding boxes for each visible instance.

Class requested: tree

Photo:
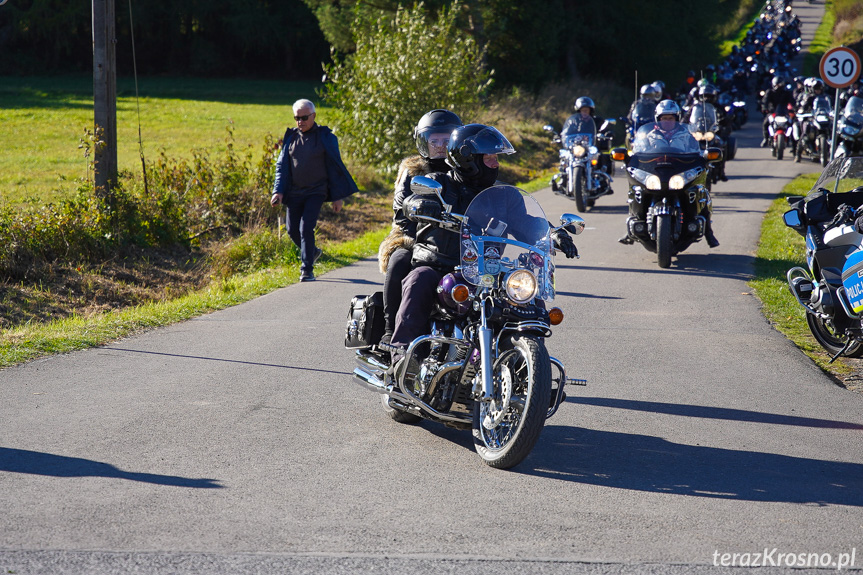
[322,2,491,173]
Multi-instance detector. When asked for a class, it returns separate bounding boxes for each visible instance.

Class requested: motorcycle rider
[619,100,719,248]
[388,123,579,358]
[377,109,463,346]
[559,96,614,188]
[795,78,826,161]
[761,75,794,147]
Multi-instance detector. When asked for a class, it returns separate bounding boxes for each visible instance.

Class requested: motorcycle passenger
[378,109,463,346]
[761,75,794,147]
[619,100,719,248]
[389,124,579,357]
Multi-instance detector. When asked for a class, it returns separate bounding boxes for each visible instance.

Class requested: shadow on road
[0,448,223,488]
[107,348,352,376]
[562,253,755,281]
[522,424,863,505]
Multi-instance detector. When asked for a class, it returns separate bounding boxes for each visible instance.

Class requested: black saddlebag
[344,292,385,349]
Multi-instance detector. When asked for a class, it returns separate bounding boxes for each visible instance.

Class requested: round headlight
[669,175,685,190]
[693,131,704,141]
[645,175,662,190]
[505,270,537,304]
[573,145,587,157]
[704,131,715,141]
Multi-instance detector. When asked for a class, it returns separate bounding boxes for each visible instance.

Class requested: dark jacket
[272,124,358,201]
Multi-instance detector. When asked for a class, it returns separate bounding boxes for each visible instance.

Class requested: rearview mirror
[559,213,585,236]
[783,209,804,230]
[542,124,556,133]
[410,176,443,196]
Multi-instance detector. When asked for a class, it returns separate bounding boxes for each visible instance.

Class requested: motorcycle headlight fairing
[668,167,702,190]
[505,269,538,304]
[628,168,662,190]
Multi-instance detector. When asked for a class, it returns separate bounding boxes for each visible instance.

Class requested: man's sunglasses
[294,114,313,121]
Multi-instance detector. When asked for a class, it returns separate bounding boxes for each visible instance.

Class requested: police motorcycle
[834,96,863,160]
[346,178,586,469]
[613,108,722,268]
[794,95,834,166]
[782,157,863,360]
[545,115,616,212]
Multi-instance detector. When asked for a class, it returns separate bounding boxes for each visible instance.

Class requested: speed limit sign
[820,47,862,89]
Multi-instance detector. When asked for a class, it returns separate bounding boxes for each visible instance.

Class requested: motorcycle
[767,103,794,160]
[720,91,748,130]
[613,120,722,268]
[794,94,834,166]
[545,116,616,212]
[624,99,657,150]
[834,96,863,160]
[686,102,735,189]
[782,156,863,360]
[346,179,586,469]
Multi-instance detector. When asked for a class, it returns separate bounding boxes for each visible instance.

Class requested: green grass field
[0,76,322,205]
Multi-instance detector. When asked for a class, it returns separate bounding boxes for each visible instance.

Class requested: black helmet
[574,96,595,113]
[414,109,463,160]
[698,83,719,104]
[446,124,515,179]
[654,99,681,123]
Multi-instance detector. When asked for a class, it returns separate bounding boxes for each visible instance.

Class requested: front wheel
[819,136,829,167]
[656,213,673,269]
[776,133,785,160]
[574,166,587,212]
[381,393,422,424]
[806,312,863,358]
[472,335,551,469]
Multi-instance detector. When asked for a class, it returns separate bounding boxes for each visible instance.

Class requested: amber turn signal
[451,284,471,303]
[612,151,626,162]
[548,307,564,325]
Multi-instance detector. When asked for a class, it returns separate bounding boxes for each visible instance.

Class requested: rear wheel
[574,166,587,213]
[656,214,673,269]
[806,312,863,358]
[776,133,785,160]
[472,335,551,469]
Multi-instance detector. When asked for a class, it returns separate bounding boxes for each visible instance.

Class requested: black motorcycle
[834,96,863,160]
[545,116,616,212]
[794,94,834,166]
[346,179,587,469]
[685,102,734,188]
[782,157,863,359]
[613,120,722,268]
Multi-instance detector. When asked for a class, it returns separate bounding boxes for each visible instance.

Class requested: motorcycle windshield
[813,95,833,115]
[686,103,719,134]
[631,121,702,155]
[843,96,863,117]
[561,115,596,149]
[631,100,655,128]
[811,157,863,195]
[459,186,555,301]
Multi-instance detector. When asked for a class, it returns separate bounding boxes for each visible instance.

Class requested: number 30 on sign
[820,47,862,90]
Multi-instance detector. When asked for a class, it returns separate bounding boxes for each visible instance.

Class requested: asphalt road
[4,4,862,574]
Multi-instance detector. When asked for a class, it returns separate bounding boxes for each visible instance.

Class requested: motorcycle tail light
[451,284,470,303]
[548,307,564,326]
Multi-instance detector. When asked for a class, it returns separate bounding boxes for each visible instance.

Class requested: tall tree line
[0,0,758,87]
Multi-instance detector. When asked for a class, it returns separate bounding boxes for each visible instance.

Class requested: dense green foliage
[0,127,278,279]
[322,2,490,173]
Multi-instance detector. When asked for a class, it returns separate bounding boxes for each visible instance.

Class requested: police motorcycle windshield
[561,115,597,149]
[459,186,555,301]
[809,156,863,196]
[844,96,863,118]
[631,121,702,155]
[813,95,833,115]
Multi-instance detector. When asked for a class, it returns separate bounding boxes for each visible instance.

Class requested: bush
[322,1,491,175]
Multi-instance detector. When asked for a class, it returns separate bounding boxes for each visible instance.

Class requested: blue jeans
[285,194,326,273]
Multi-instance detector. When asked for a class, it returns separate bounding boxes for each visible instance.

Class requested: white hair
[292,99,316,114]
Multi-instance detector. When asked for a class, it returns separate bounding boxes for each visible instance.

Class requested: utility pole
[92,0,117,198]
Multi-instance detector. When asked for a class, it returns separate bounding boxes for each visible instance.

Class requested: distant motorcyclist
[562,96,614,181]
[761,76,794,147]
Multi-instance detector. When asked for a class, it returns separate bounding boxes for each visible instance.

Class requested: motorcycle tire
[472,334,551,469]
[805,312,863,358]
[819,136,829,167]
[776,134,785,161]
[656,214,673,269]
[381,393,423,424]
[574,166,587,213]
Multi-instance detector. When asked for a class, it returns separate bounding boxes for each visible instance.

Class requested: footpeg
[567,378,587,386]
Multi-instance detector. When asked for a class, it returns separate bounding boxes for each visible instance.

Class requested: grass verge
[750,172,863,390]
[0,227,388,369]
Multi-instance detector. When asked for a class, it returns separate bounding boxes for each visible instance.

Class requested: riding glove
[552,229,579,259]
